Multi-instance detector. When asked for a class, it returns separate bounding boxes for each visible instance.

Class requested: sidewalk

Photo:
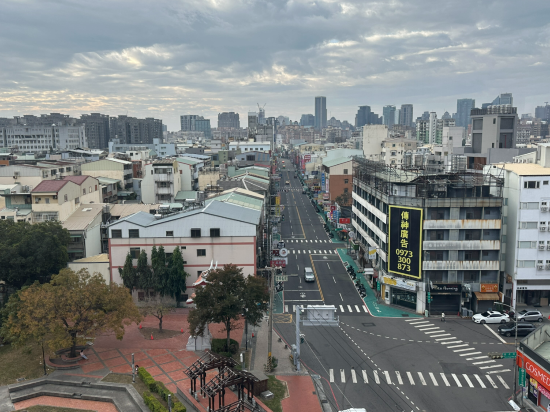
[336,249,422,318]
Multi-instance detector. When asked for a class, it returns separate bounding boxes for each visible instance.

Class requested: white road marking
[497,375,510,389]
[486,369,511,375]
[417,372,427,385]
[347,305,353,312]
[460,352,482,356]
[355,305,361,312]
[284,305,288,313]
[429,372,438,386]
[363,306,368,312]
[440,339,462,343]
[384,371,392,385]
[483,324,507,343]
[329,369,334,382]
[440,373,450,386]
[340,369,345,383]
[485,375,498,388]
[351,369,357,383]
[395,371,403,385]
[412,322,431,327]
[480,364,504,370]
[373,370,380,384]
[406,372,415,385]
[435,337,454,341]
[462,374,474,388]
[418,327,440,331]
[424,331,445,335]
[362,370,368,383]
[340,305,345,312]
[473,374,486,388]
[472,360,496,365]
[333,277,336,283]
[453,348,477,352]
[447,344,469,349]
[467,356,488,360]
[451,374,462,387]
[339,293,343,301]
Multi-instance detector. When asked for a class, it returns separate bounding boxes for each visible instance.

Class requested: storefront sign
[270,258,288,267]
[538,384,550,400]
[382,276,417,291]
[388,205,423,279]
[323,193,329,200]
[517,352,550,388]
[321,172,325,191]
[304,154,311,162]
[481,284,498,293]
[431,284,462,293]
[368,247,377,259]
[339,218,351,224]
[330,205,336,212]
[325,176,330,193]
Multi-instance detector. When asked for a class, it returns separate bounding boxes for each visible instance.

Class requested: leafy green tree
[188,264,269,351]
[151,246,167,292]
[335,192,351,206]
[164,246,188,299]
[118,253,137,290]
[0,221,70,288]
[1,269,142,358]
[136,250,153,296]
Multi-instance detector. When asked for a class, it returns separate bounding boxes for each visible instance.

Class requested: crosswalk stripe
[351,369,357,383]
[347,305,353,312]
[484,374,497,388]
[418,372,427,385]
[487,369,511,375]
[435,337,454,341]
[473,360,495,365]
[460,352,481,356]
[330,369,334,382]
[363,306,368,312]
[452,374,462,387]
[297,250,301,254]
[467,356,488,360]
[355,305,361,312]
[340,305,345,312]
[480,364,504,370]
[285,305,288,313]
[419,327,440,331]
[497,375,509,389]
[384,371,392,385]
[474,374,486,389]
[308,250,311,254]
[406,372,415,385]
[462,374,474,388]
[429,372,438,386]
[413,322,431,327]
[315,240,318,243]
[396,371,403,385]
[440,339,461,343]
[424,331,445,335]
[324,250,327,254]
[340,369,345,383]
[301,240,303,243]
[440,373,450,386]
[373,370,380,384]
[447,344,469,349]
[454,348,476,352]
[362,370,368,384]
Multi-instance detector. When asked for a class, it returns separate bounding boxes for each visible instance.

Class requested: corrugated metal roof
[205,192,263,211]
[97,177,121,184]
[109,203,161,217]
[32,180,70,193]
[62,175,91,185]
[177,157,201,165]
[322,156,353,167]
[175,190,198,201]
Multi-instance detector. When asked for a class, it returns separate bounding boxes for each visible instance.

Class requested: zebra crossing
[404,318,510,374]
[285,239,331,243]
[289,249,336,254]
[328,368,510,390]
[285,304,368,313]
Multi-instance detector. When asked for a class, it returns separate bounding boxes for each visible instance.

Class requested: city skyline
[0,1,549,131]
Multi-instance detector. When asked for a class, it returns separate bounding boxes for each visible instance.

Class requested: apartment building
[381,138,419,166]
[109,116,163,145]
[352,157,503,315]
[0,124,87,152]
[141,159,181,204]
[107,200,262,288]
[81,158,133,190]
[62,203,104,261]
[0,162,81,188]
[321,157,352,205]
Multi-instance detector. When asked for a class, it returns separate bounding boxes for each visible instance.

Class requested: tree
[188,264,269,351]
[119,253,137,290]
[1,269,142,358]
[139,295,175,332]
[0,220,70,288]
[136,250,153,297]
[335,192,351,206]
[164,247,188,299]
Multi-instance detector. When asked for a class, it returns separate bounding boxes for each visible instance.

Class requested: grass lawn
[24,406,94,412]
[261,375,287,412]
[0,343,54,386]
[101,373,168,409]
[137,327,181,340]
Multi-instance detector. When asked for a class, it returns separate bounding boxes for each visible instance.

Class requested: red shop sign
[517,351,550,389]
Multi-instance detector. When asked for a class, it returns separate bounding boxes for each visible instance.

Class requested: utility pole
[295,305,301,371]
[266,266,275,372]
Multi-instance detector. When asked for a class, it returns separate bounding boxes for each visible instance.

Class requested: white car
[472,310,509,324]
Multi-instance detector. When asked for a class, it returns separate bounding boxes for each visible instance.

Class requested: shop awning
[474,292,500,301]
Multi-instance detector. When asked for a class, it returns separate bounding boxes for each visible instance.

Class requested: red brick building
[322,157,353,206]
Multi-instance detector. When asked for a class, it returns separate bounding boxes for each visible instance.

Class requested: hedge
[138,367,186,412]
[211,338,239,355]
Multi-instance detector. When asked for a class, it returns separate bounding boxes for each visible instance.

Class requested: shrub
[143,391,166,412]
[138,367,186,412]
[217,351,233,358]
[211,338,239,355]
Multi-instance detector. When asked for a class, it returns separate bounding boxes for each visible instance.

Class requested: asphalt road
[272,158,517,412]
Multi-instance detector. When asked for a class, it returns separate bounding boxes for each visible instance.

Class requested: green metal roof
[175,190,198,201]
[322,156,353,167]
[177,157,201,165]
[205,192,263,211]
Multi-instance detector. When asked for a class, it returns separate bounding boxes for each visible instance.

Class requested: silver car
[516,310,544,322]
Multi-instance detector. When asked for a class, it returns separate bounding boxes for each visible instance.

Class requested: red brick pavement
[14,395,118,411]
[277,375,322,412]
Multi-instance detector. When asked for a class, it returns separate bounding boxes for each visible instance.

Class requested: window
[191,228,201,238]
[197,271,202,277]
[524,181,540,189]
[544,181,549,185]
[344,188,349,193]
[130,247,140,259]
[520,222,538,229]
[343,169,348,174]
[518,241,536,248]
[111,229,122,238]
[129,229,140,238]
[75,197,80,204]
[197,249,206,256]
[83,188,86,195]
[344,179,349,184]
[166,231,174,237]
[45,198,50,204]
[493,118,496,124]
[210,228,220,237]
[504,198,508,206]
[517,260,536,268]
[520,202,539,209]
[64,194,68,202]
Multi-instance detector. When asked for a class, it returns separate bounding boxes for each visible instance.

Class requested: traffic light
[427,292,433,303]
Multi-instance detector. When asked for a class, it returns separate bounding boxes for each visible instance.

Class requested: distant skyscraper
[195,118,211,139]
[421,111,430,121]
[428,112,438,144]
[492,93,513,106]
[382,105,396,128]
[80,113,110,149]
[455,98,475,129]
[300,114,315,127]
[399,104,414,127]
[356,106,382,127]
[535,104,550,121]
[218,112,240,129]
[180,115,199,131]
[111,115,162,145]
[314,97,327,129]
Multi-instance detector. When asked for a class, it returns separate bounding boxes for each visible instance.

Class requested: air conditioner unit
[547,244,550,250]
[542,206,548,212]
[541,226,547,232]
[538,264,545,270]
[539,244,546,250]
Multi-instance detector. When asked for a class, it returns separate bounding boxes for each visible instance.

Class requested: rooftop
[323,156,353,167]
[176,157,201,165]
[32,180,69,193]
[71,253,110,263]
[491,163,550,176]
[62,204,104,231]
[175,190,199,201]
[97,177,121,184]
[109,203,162,218]
[206,191,263,211]
[62,175,92,185]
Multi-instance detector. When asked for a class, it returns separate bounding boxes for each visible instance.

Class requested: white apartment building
[362,125,388,162]
[381,138,419,166]
[228,142,271,153]
[487,146,550,308]
[0,125,87,152]
[141,159,181,204]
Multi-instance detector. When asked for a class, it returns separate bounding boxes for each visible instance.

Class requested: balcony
[153,174,174,182]
[423,240,500,250]
[423,219,501,230]
[422,261,499,271]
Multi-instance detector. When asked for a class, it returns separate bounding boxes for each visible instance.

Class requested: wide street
[272,158,517,412]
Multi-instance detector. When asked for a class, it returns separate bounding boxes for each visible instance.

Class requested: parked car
[285,180,290,185]
[304,267,315,282]
[472,310,509,324]
[498,322,537,337]
[516,310,544,322]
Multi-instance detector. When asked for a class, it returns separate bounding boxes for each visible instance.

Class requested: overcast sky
[1,0,549,130]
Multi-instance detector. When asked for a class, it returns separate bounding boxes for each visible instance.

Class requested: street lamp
[495,301,519,404]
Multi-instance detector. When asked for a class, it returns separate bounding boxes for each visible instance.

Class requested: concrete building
[110,116,162,145]
[195,118,211,139]
[68,254,110,285]
[455,99,475,129]
[428,112,438,144]
[81,158,133,190]
[300,114,315,127]
[383,106,396,129]
[62,203,104,261]
[0,162,81,188]
[217,112,240,129]
[0,124,87,153]
[80,113,110,149]
[141,159,181,204]
[356,106,381,128]
[399,104,414,128]
[322,157,353,205]
[471,106,518,153]
[107,200,262,287]
[536,104,550,122]
[228,142,270,153]
[381,138,419,166]
[177,157,203,191]
[352,157,503,314]
[180,115,200,131]
[108,138,176,158]
[315,97,327,130]
[362,125,388,162]
[416,119,429,144]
